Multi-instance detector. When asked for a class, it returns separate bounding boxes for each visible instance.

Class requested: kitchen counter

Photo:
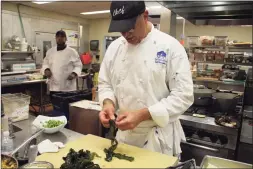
[180,114,238,135]
[11,114,84,157]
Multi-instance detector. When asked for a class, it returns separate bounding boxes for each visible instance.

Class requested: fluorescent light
[32,1,51,4]
[32,0,57,4]
[177,16,184,19]
[146,6,162,10]
[81,10,110,15]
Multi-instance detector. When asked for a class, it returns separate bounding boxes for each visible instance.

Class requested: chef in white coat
[98,1,194,157]
[41,30,82,97]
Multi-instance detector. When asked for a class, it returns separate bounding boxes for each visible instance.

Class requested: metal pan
[200,155,252,168]
[194,88,215,106]
[1,154,19,169]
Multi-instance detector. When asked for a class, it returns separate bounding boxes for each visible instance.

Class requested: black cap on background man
[56,30,67,37]
[108,1,146,33]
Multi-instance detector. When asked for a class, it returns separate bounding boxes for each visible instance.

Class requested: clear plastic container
[215,36,228,46]
[187,36,200,46]
[2,93,30,122]
[1,131,14,154]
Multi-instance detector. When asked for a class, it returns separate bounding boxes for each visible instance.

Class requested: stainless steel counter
[2,79,47,87]
[11,115,84,156]
[180,115,238,136]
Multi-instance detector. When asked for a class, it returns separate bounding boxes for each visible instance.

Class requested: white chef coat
[98,24,194,156]
[41,46,82,92]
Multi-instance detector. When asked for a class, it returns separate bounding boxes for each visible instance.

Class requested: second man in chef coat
[41,30,82,98]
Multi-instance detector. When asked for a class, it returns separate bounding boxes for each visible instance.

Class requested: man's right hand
[99,99,115,128]
[44,69,52,78]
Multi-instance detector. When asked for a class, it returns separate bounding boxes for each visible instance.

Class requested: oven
[181,138,235,165]
[180,125,237,166]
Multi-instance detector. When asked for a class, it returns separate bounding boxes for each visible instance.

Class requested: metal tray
[200,155,252,168]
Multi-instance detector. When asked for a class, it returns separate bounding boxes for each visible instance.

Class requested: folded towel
[38,139,65,154]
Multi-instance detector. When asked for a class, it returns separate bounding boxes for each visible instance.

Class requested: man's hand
[44,69,52,78]
[116,108,151,131]
[99,99,116,128]
[67,72,77,80]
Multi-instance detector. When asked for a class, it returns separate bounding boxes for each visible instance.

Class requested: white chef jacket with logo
[98,24,194,156]
[41,46,82,92]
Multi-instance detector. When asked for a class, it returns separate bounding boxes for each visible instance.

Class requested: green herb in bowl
[42,120,64,128]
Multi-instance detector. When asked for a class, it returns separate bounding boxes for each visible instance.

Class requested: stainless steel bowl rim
[21,161,54,168]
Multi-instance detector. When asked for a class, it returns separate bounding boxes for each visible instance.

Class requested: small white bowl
[33,115,67,134]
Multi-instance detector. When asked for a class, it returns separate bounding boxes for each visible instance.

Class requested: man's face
[56,35,66,45]
[121,11,149,45]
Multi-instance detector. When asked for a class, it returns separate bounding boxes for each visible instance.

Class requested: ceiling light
[32,0,57,4]
[177,16,184,19]
[146,6,162,10]
[80,10,110,15]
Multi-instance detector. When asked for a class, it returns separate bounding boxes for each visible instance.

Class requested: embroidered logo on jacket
[155,51,167,64]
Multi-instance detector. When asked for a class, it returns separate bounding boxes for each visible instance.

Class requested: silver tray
[200,155,252,168]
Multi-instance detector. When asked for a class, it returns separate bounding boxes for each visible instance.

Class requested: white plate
[32,115,67,134]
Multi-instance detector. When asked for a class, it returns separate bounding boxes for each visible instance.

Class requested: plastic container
[2,93,31,122]
[51,90,92,128]
[1,131,14,154]
[187,36,200,46]
[21,38,28,52]
[215,36,228,46]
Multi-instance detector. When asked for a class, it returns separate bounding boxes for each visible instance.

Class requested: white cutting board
[36,134,178,168]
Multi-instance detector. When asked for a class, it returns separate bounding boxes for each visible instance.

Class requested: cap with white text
[108,1,146,33]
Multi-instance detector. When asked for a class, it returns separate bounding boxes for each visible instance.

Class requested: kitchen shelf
[193,78,245,86]
[190,60,253,66]
[189,45,226,48]
[228,46,253,49]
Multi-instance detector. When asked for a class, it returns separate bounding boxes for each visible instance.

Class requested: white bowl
[32,115,67,134]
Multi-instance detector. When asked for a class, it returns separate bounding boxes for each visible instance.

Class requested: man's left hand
[116,108,151,131]
[67,72,77,80]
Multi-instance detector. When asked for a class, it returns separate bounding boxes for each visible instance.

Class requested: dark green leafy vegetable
[60,148,101,169]
[104,120,135,162]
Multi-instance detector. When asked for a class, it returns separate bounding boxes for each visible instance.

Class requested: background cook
[41,30,82,98]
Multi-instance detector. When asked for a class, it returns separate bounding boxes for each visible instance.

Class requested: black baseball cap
[108,1,146,33]
[56,30,66,37]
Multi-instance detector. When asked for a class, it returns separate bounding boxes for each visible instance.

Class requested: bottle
[1,131,13,154]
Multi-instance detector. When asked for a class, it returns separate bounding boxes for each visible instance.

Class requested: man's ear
[143,10,149,22]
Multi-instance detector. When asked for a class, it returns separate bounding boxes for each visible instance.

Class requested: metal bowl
[1,154,19,169]
[21,161,54,168]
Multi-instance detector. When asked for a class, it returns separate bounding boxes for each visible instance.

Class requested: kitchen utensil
[36,134,179,168]
[10,128,43,156]
[200,155,252,168]
[166,159,196,169]
[1,154,19,168]
[21,161,54,168]
[193,88,215,106]
[212,91,240,114]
